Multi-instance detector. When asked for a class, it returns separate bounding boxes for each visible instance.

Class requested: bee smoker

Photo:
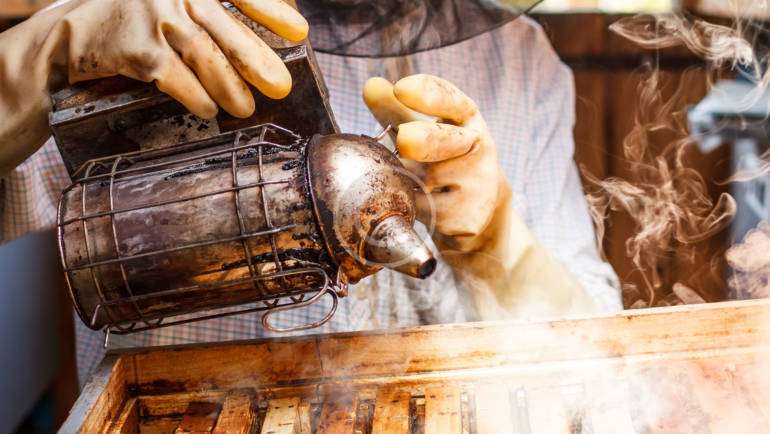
[50,25,435,335]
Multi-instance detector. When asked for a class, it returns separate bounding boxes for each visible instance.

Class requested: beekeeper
[0,0,621,382]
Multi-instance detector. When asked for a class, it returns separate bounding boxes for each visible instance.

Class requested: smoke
[727,222,770,299]
[727,148,770,182]
[582,68,737,306]
[576,22,770,433]
[583,8,770,307]
[610,14,755,69]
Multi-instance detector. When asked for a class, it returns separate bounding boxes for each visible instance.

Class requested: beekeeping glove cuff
[363,75,597,319]
[0,0,308,177]
[441,178,597,319]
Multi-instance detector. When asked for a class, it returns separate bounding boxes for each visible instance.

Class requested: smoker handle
[261,285,339,333]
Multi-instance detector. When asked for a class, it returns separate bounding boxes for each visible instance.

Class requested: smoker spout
[307,133,436,283]
[365,216,436,279]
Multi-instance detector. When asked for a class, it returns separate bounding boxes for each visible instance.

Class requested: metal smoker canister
[57,124,436,334]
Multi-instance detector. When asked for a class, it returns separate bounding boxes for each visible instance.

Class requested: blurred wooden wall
[0,0,51,17]
[533,14,732,308]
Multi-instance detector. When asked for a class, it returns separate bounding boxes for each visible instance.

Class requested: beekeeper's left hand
[0,0,308,177]
[363,74,597,319]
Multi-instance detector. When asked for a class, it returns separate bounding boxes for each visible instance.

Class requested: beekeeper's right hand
[364,75,598,319]
[0,0,308,177]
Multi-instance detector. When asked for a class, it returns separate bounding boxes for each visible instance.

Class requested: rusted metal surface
[50,44,337,177]
[57,125,435,333]
[307,134,434,283]
[58,125,339,331]
[51,4,434,336]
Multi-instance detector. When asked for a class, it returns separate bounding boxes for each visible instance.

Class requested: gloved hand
[363,75,597,319]
[0,0,308,176]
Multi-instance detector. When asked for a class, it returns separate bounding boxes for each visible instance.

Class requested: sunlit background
[538,0,674,13]
[538,0,770,17]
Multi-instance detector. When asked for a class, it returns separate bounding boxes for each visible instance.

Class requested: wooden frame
[60,299,770,432]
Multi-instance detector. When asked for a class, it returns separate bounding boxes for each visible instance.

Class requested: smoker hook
[374,124,393,142]
[261,273,340,333]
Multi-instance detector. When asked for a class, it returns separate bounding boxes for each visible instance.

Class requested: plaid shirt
[0,17,621,384]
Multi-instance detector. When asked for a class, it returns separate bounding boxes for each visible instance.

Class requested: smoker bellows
[50,34,434,335]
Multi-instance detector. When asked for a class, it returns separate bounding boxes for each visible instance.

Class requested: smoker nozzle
[365,216,436,279]
[307,132,437,283]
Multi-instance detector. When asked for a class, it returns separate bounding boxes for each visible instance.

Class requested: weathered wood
[261,398,300,434]
[141,417,184,434]
[474,384,514,434]
[174,401,221,433]
[736,360,770,421]
[133,340,323,394]
[525,386,570,434]
[573,69,608,184]
[211,392,256,434]
[53,259,80,429]
[59,355,128,433]
[61,300,770,432]
[535,14,607,59]
[140,391,227,418]
[255,385,318,406]
[371,390,410,434]
[314,300,770,380]
[109,398,139,434]
[96,300,770,395]
[316,397,357,434]
[585,377,635,434]
[685,360,768,433]
[424,385,461,434]
[297,400,313,434]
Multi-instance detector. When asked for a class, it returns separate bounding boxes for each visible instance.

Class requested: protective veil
[297,0,542,57]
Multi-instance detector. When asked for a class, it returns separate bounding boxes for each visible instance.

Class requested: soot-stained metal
[307,134,436,283]
[57,125,436,335]
[51,7,435,335]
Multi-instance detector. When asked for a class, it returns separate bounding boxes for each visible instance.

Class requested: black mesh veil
[296,0,543,58]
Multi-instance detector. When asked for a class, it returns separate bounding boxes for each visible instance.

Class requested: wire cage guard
[57,123,346,337]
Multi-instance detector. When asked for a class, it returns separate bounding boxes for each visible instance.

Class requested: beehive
[60,299,770,433]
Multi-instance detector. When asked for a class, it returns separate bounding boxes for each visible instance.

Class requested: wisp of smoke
[726,148,770,182]
[727,222,770,299]
[612,12,770,111]
[581,12,769,307]
[610,14,755,69]
[583,67,736,307]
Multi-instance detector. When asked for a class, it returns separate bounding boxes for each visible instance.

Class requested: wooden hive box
[60,299,770,433]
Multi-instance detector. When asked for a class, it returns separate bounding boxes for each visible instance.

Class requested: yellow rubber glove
[0,0,308,177]
[363,75,597,320]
